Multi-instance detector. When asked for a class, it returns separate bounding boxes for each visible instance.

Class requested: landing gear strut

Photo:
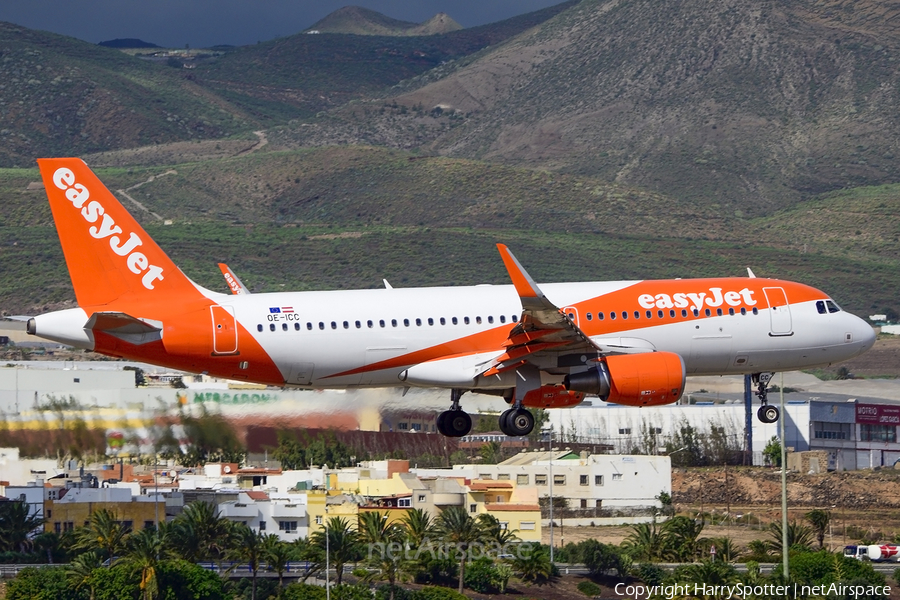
[437,389,472,437]
[753,372,780,424]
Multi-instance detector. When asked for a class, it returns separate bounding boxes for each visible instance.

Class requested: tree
[169,501,233,562]
[311,516,361,586]
[476,513,518,546]
[358,511,405,599]
[623,520,668,562]
[66,551,102,600]
[228,524,265,600]
[763,436,781,467]
[74,508,129,563]
[766,520,813,555]
[663,516,708,562]
[478,441,502,464]
[0,499,43,553]
[435,505,486,594]
[263,534,296,592]
[578,539,628,578]
[805,509,830,550]
[123,526,171,600]
[510,544,555,582]
[399,508,434,549]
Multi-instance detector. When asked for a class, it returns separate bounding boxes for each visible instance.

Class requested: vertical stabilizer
[37,158,197,308]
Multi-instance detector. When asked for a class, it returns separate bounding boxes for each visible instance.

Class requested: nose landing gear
[753,372,780,424]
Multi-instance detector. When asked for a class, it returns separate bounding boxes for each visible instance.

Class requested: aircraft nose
[853,315,876,355]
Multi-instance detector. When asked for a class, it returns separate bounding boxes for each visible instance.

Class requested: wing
[482,244,603,377]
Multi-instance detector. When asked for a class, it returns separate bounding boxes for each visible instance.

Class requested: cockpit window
[826,300,841,313]
[816,300,827,315]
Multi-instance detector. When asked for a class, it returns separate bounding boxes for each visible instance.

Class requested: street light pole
[779,372,789,579]
[548,425,554,564]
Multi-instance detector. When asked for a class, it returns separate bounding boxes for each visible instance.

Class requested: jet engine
[563,351,685,406]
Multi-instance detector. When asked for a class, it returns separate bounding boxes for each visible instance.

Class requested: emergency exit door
[210,305,239,355]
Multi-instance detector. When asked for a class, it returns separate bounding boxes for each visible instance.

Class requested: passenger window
[440,317,446,325]
[413,318,420,326]
[752,307,759,315]
[342,321,349,329]
[693,309,700,317]
[657,310,663,318]
[669,309,675,318]
[355,321,361,328]
[610,312,616,320]
[282,323,288,331]
[488,316,494,324]
[332,322,338,329]
[598,312,605,320]
[404,319,410,327]
[622,311,628,320]
[257,324,263,332]
[682,309,688,317]
[500,315,506,323]
[634,311,640,319]
[428,318,434,326]
[567,312,575,320]
[816,300,827,314]
[319,322,325,330]
[270,324,276,332]
[307,322,313,330]
[717,308,723,316]
[379,320,385,328]
[476,316,482,324]
[392,319,398,327]
[464,317,470,325]
[705,309,711,317]
[367,320,374,328]
[294,323,300,331]
[452,317,458,325]
[512,315,518,322]
[646,311,652,319]
[740,308,746,315]
[826,300,841,313]
[728,308,734,316]
[586,312,593,321]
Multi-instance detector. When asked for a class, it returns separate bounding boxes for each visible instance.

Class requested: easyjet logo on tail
[638,287,757,311]
[52,167,165,290]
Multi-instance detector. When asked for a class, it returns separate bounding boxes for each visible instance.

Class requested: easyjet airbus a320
[26,158,875,437]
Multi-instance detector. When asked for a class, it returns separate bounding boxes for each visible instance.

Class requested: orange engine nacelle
[563,351,685,407]
[522,385,586,409]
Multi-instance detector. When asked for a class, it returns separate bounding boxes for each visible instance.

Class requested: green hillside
[0,148,898,317]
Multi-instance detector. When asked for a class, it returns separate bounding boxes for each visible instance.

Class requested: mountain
[0,22,257,166]
[308,6,462,36]
[98,38,160,49]
[383,0,900,213]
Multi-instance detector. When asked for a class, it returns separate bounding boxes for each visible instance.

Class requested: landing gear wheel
[757,404,780,424]
[440,410,472,437]
[500,408,535,437]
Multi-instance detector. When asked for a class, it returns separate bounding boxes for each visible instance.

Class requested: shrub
[5,567,82,600]
[464,556,500,593]
[634,562,667,587]
[577,580,603,596]
[413,587,468,600]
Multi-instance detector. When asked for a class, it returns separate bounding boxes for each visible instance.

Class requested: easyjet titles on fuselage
[637,287,757,311]
[52,167,165,290]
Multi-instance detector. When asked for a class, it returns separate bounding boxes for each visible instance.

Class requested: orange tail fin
[37,158,197,308]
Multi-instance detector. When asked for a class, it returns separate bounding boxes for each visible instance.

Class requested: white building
[217,491,310,540]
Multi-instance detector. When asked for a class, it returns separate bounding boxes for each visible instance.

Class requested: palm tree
[623,520,668,562]
[228,524,265,600]
[310,516,360,586]
[263,534,295,593]
[66,550,102,600]
[75,508,129,563]
[358,511,406,600]
[435,505,485,594]
[678,559,739,598]
[511,544,555,582]
[804,509,830,549]
[399,508,434,549]
[123,526,170,600]
[0,499,44,552]
[476,513,519,546]
[704,536,742,562]
[766,520,813,555]
[663,515,707,561]
[169,501,233,562]
[291,537,324,582]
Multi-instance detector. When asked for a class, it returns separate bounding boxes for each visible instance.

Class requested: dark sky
[0,1,568,49]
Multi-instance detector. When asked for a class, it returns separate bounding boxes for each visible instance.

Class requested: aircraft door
[210,305,239,355]
[763,287,793,336]
[563,306,580,327]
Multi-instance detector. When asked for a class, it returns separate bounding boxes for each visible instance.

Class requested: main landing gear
[753,372,780,424]
[436,389,473,437]
[499,407,535,437]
